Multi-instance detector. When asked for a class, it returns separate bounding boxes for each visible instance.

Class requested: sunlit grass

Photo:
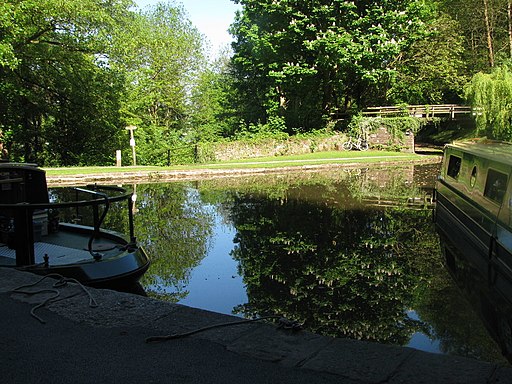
[44,150,438,175]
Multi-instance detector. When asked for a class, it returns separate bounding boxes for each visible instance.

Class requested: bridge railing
[362,104,473,119]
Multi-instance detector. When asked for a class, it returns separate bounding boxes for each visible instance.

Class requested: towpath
[1,268,511,384]
[45,154,441,186]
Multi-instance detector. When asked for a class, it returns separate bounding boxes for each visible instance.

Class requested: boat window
[484,169,508,204]
[470,166,477,188]
[446,155,462,179]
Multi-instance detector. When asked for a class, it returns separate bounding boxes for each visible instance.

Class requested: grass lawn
[44,150,439,176]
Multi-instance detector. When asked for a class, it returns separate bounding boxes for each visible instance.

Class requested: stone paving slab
[389,350,501,384]
[48,289,180,327]
[493,367,512,384]
[3,267,512,384]
[227,324,332,366]
[0,267,50,292]
[301,337,415,383]
[0,268,179,327]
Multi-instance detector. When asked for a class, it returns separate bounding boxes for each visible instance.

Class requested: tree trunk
[483,0,495,67]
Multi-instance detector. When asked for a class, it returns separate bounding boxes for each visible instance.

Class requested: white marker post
[125,125,137,166]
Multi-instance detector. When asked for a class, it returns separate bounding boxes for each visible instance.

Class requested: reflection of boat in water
[435,140,512,361]
[0,163,150,287]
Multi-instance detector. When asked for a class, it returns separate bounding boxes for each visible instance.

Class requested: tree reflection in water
[228,193,425,345]
[131,165,507,364]
[136,184,214,302]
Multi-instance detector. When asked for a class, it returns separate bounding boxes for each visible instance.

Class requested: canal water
[129,163,508,365]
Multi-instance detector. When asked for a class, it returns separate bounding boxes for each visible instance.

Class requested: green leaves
[0,0,136,164]
[230,0,433,131]
[0,0,206,166]
[465,65,512,140]
[387,7,467,105]
[108,3,204,165]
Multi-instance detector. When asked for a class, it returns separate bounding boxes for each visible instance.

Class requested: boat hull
[434,140,512,359]
[19,246,150,288]
[436,178,512,306]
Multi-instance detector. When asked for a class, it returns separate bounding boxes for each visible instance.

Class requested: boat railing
[0,185,136,267]
[73,187,110,261]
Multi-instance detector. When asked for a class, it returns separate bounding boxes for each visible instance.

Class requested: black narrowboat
[0,163,149,287]
[435,139,512,360]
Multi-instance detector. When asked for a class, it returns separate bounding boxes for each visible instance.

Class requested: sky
[135,0,242,57]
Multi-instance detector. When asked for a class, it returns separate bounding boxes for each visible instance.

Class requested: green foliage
[0,0,206,166]
[0,2,19,69]
[188,51,239,140]
[234,116,289,140]
[195,142,217,163]
[0,0,133,165]
[349,115,423,138]
[5,0,512,164]
[441,0,512,72]
[230,0,434,132]
[465,65,512,140]
[388,12,467,104]
[110,3,205,166]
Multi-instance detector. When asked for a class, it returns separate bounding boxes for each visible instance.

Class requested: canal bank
[1,267,511,384]
[44,154,441,186]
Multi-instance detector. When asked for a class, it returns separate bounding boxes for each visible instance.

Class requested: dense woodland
[2,0,512,166]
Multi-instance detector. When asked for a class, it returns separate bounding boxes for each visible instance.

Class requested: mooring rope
[145,316,303,343]
[11,273,98,323]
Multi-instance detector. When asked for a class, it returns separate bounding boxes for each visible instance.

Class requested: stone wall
[211,134,347,161]
[366,127,415,153]
[207,128,415,162]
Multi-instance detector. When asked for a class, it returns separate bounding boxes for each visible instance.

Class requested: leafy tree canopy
[5,0,512,165]
[0,0,135,165]
[230,0,434,132]
[109,2,204,165]
[388,12,467,104]
[0,0,206,166]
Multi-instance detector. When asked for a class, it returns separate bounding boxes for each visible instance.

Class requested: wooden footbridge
[362,104,472,119]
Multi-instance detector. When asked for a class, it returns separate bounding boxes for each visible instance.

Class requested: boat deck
[0,230,123,266]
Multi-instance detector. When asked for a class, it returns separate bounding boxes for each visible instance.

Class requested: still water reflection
[132,164,507,364]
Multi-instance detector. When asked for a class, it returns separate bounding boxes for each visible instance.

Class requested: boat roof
[446,140,512,164]
[0,162,43,171]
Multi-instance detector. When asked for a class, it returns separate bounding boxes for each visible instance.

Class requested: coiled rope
[11,273,98,323]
